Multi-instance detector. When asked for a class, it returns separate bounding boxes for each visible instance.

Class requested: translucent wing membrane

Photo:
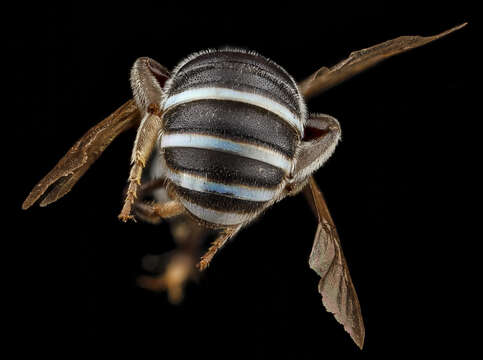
[22,99,141,209]
[299,23,467,99]
[304,177,365,349]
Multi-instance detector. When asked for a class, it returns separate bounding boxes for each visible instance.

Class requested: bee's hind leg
[136,210,209,303]
[119,57,170,222]
[137,250,197,304]
[133,200,184,223]
[197,225,241,271]
[132,177,208,303]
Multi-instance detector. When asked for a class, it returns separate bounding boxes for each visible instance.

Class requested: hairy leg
[134,200,184,221]
[119,57,170,222]
[119,112,163,221]
[198,226,241,271]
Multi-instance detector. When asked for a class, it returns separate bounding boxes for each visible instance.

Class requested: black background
[7,3,474,358]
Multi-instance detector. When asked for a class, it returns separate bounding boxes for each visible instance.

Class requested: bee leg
[138,220,209,303]
[197,226,241,271]
[118,112,163,222]
[133,200,184,222]
[137,251,196,304]
[135,196,209,303]
[132,201,163,224]
[138,177,167,197]
[119,57,170,222]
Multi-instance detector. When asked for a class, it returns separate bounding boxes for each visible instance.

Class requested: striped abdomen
[159,49,306,227]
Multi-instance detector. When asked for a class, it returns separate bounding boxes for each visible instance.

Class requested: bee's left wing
[22,99,141,209]
[303,177,365,349]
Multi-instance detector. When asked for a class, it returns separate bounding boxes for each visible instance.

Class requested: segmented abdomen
[160,49,305,226]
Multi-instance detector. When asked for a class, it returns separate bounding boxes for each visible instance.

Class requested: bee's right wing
[303,177,365,349]
[22,99,141,209]
[298,23,467,100]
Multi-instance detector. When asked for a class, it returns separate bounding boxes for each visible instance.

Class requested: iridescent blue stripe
[165,168,278,202]
[160,133,292,174]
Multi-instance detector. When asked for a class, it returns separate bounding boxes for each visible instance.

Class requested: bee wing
[22,99,141,209]
[299,23,467,99]
[303,176,365,349]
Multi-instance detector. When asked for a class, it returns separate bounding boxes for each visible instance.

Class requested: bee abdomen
[160,49,306,226]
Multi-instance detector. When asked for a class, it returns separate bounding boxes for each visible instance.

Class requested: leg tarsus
[197,226,241,271]
[119,159,144,222]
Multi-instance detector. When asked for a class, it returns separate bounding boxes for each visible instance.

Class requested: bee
[22,24,466,349]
